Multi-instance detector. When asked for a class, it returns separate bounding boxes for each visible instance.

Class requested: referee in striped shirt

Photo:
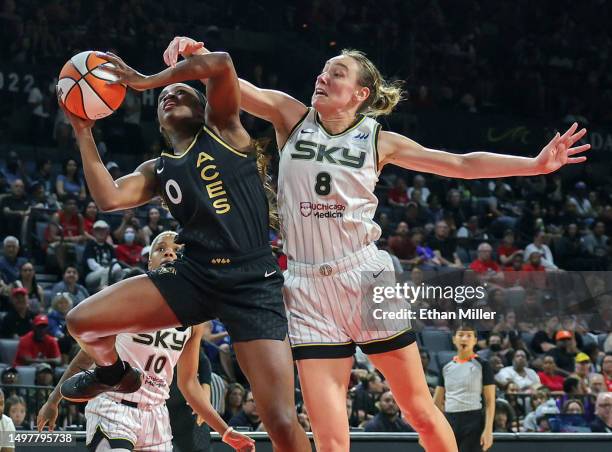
[434,324,495,451]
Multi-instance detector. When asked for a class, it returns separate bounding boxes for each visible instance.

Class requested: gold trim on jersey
[314,111,367,138]
[95,425,136,448]
[373,123,382,174]
[160,128,203,159]
[291,340,354,348]
[203,125,248,158]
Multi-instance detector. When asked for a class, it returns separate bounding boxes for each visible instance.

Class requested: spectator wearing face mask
[112,209,144,244]
[478,333,504,361]
[115,226,144,267]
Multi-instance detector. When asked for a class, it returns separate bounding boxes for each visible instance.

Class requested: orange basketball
[57,51,126,120]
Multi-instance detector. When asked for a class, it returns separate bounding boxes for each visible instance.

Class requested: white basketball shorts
[284,243,415,360]
[85,396,172,451]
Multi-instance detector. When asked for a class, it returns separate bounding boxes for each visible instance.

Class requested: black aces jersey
[155,125,270,255]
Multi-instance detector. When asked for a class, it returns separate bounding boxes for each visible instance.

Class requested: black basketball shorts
[147,245,288,343]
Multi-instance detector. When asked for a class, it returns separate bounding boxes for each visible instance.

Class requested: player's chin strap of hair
[222,426,234,443]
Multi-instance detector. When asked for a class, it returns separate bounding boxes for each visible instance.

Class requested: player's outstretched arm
[378,123,590,178]
[36,349,95,432]
[177,324,255,451]
[162,36,307,142]
[59,103,158,212]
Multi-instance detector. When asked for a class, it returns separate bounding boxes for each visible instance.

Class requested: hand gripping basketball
[96,52,150,91]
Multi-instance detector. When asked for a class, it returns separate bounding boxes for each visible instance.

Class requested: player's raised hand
[535,122,590,173]
[36,400,59,432]
[223,428,256,451]
[96,52,149,91]
[163,36,209,67]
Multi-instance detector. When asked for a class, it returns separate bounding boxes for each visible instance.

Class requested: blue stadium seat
[44,289,54,304]
[598,333,608,350]
[427,351,439,374]
[421,329,453,352]
[416,332,424,347]
[16,366,36,386]
[54,366,67,381]
[521,332,535,350]
[581,333,596,349]
[456,247,470,266]
[35,222,48,245]
[0,339,19,366]
[437,351,456,370]
[37,273,59,284]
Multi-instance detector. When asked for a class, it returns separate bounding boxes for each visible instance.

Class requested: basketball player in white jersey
[36,231,254,452]
[164,37,589,452]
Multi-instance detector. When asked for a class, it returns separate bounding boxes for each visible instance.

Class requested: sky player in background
[38,232,255,451]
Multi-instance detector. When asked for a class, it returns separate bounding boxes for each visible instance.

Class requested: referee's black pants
[445,409,485,452]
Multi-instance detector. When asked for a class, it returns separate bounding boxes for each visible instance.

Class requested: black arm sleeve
[438,365,445,388]
[480,358,495,386]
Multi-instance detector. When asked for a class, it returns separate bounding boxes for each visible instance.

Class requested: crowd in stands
[0,0,611,439]
[1,156,611,433]
[2,0,612,125]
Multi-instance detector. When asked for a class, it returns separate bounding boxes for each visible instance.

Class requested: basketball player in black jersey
[58,51,310,451]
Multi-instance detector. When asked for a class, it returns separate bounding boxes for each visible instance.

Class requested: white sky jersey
[278,108,382,264]
[106,327,191,406]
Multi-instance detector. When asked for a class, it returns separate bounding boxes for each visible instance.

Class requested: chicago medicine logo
[300,201,345,219]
